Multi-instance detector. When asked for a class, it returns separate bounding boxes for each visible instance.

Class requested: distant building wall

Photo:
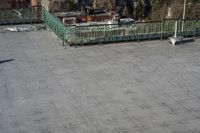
[0,0,34,9]
[0,0,11,9]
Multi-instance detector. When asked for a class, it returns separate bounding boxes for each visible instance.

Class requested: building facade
[0,0,41,9]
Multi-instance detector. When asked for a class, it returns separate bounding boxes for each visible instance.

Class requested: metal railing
[73,19,200,45]
[2,6,199,46]
[42,16,200,46]
[42,9,76,46]
[0,6,43,25]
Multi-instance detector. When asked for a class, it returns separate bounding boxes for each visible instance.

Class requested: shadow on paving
[0,59,14,64]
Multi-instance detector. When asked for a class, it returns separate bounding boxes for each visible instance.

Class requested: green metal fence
[1,7,200,46]
[42,9,76,45]
[0,6,42,25]
[43,17,200,45]
[73,19,200,45]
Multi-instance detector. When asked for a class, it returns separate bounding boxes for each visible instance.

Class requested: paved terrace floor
[1,30,200,133]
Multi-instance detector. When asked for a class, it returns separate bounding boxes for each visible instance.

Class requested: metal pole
[182,0,186,31]
[161,20,163,40]
[93,0,96,9]
[175,21,178,38]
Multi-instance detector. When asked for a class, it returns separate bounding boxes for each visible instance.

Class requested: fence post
[30,7,32,25]
[74,31,77,48]
[161,20,163,40]
[137,23,140,43]
[63,28,66,47]
[198,20,200,37]
[63,40,65,47]
[174,20,178,38]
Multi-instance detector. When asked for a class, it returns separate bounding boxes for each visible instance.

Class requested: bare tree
[170,0,200,19]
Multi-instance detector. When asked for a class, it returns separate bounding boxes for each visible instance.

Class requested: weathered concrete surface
[1,30,200,133]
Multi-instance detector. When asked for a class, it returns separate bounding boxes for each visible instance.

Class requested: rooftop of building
[1,25,200,133]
